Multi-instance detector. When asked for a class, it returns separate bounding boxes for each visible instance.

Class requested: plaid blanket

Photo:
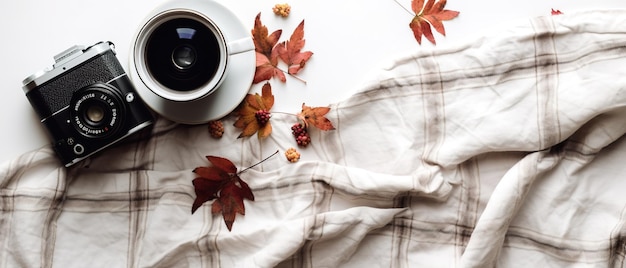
[3,9,626,267]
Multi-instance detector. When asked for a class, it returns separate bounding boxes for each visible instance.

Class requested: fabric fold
[3,9,626,268]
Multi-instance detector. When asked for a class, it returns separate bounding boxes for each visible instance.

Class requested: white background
[1,0,625,164]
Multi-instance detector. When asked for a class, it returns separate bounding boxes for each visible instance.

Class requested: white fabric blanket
[3,9,626,267]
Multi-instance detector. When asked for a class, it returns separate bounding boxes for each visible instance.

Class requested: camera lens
[145,17,221,92]
[70,84,125,138]
[85,103,106,124]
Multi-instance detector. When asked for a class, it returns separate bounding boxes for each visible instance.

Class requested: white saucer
[128,0,255,124]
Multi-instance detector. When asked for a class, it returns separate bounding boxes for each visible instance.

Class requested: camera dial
[70,83,126,139]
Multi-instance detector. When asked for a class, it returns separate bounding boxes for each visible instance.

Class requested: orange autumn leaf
[251,13,313,83]
[234,82,274,139]
[275,20,313,75]
[252,13,281,54]
[298,103,335,131]
[251,13,285,83]
[409,0,459,45]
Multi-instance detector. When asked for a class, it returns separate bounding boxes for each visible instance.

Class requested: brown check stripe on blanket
[3,9,626,268]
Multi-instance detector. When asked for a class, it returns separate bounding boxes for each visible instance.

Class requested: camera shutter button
[73,144,85,155]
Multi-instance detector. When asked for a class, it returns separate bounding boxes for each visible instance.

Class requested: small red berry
[291,123,305,136]
[255,110,271,126]
[291,123,311,147]
[296,133,311,147]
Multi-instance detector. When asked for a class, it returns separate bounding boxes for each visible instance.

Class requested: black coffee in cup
[145,17,222,92]
[132,10,229,103]
[128,0,256,124]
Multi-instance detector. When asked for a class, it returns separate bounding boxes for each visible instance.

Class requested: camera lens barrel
[70,83,125,138]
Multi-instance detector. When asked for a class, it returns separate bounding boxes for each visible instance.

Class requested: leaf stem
[271,111,299,117]
[393,0,415,16]
[238,150,279,174]
[288,73,307,84]
[277,67,307,84]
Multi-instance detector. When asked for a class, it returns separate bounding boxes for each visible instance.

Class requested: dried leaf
[252,13,281,58]
[251,13,285,83]
[234,82,275,139]
[191,156,254,231]
[298,103,335,131]
[275,20,313,75]
[409,0,459,45]
[251,13,313,83]
[254,51,285,83]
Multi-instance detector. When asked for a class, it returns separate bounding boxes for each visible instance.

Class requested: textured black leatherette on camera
[26,51,126,120]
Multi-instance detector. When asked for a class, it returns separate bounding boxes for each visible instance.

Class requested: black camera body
[22,41,154,167]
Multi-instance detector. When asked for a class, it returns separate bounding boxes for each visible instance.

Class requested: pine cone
[208,120,224,138]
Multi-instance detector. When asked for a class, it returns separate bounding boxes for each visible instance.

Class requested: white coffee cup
[129,0,254,103]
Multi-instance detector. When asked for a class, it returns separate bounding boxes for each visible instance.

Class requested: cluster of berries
[272,3,291,17]
[291,123,311,147]
[255,110,271,126]
[284,147,300,163]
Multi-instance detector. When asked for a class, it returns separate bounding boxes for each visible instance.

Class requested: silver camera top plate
[53,45,87,68]
[22,42,116,93]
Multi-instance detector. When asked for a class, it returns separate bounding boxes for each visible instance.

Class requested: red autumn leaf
[234,82,274,139]
[275,20,313,75]
[255,52,286,83]
[191,156,254,231]
[551,8,563,15]
[409,0,459,45]
[251,13,286,83]
[298,103,335,131]
[251,13,313,83]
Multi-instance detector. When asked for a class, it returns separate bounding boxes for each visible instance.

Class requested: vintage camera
[22,41,154,167]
